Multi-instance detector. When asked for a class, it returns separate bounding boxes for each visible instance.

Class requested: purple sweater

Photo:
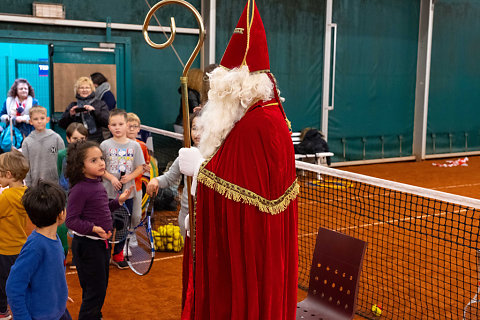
[65,177,120,236]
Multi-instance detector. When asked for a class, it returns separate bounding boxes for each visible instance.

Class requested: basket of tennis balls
[152,223,184,252]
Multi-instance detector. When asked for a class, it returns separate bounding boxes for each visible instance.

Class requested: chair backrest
[307,227,367,319]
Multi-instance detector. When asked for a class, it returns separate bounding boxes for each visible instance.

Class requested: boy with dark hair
[0,150,29,320]
[6,181,71,320]
[101,109,145,268]
[22,105,65,186]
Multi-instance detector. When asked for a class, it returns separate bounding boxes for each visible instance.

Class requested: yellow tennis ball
[371,304,382,317]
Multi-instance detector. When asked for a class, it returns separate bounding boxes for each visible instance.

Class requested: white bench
[292,132,334,166]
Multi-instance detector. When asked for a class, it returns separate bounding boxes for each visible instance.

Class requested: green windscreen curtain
[427,0,480,155]
[215,0,325,130]
[130,2,202,130]
[328,0,419,161]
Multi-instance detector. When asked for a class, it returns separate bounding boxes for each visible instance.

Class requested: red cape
[182,99,298,320]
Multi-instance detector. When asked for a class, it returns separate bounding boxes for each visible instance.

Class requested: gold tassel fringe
[197,167,299,215]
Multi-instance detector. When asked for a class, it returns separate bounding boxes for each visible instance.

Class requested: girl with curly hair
[64,140,132,320]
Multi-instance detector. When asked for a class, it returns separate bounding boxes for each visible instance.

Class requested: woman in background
[58,77,109,143]
[173,68,203,134]
[1,78,38,137]
[90,72,116,111]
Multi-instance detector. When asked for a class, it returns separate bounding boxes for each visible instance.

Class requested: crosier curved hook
[142,0,206,78]
[143,0,205,259]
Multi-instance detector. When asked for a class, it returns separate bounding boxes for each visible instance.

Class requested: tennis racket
[110,204,130,244]
[125,196,155,275]
[110,170,131,245]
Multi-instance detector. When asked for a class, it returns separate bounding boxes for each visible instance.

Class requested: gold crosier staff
[143,0,205,265]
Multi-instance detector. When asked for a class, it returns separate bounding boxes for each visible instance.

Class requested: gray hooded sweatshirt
[22,129,65,186]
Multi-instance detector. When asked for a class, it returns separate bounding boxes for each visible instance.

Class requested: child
[146,111,201,312]
[100,109,145,269]
[6,181,71,320]
[58,122,88,192]
[0,150,29,320]
[57,122,88,269]
[146,111,200,238]
[126,112,150,227]
[64,141,132,319]
[22,105,65,187]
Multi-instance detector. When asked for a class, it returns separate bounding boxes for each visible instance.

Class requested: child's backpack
[0,123,23,152]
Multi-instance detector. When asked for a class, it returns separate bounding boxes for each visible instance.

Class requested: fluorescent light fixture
[82,48,115,53]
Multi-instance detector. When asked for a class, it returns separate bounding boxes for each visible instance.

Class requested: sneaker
[128,234,138,248]
[0,309,12,320]
[112,251,129,269]
[111,259,129,269]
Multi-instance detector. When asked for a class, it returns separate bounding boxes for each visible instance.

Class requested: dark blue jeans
[72,236,111,320]
[59,308,72,320]
[0,254,18,313]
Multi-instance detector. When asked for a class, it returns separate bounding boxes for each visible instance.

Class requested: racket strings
[126,220,154,275]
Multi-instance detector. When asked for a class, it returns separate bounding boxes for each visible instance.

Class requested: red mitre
[220,0,270,73]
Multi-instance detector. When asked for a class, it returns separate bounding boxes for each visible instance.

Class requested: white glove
[0,114,8,122]
[184,214,190,237]
[179,147,204,197]
[179,147,204,176]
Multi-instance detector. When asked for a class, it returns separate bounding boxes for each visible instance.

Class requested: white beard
[197,66,275,158]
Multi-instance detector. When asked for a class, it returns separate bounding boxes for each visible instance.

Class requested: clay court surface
[22,156,480,319]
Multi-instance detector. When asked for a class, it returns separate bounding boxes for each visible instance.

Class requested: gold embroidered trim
[286,117,292,132]
[262,102,279,108]
[219,65,271,75]
[241,0,255,67]
[197,165,299,215]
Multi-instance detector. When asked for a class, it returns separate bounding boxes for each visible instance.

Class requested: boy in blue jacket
[6,181,71,320]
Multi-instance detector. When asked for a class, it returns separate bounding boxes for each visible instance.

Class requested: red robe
[182,99,299,320]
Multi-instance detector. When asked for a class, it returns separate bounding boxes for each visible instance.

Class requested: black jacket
[175,88,201,125]
[59,95,109,143]
[294,129,331,165]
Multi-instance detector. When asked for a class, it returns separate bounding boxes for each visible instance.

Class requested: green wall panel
[0,0,200,28]
[215,0,325,132]
[427,0,480,155]
[328,0,419,161]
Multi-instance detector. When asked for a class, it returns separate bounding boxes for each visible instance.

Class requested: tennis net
[140,126,480,319]
[296,160,480,320]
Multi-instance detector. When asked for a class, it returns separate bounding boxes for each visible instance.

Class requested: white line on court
[65,254,183,276]
[432,183,480,190]
[298,209,466,239]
